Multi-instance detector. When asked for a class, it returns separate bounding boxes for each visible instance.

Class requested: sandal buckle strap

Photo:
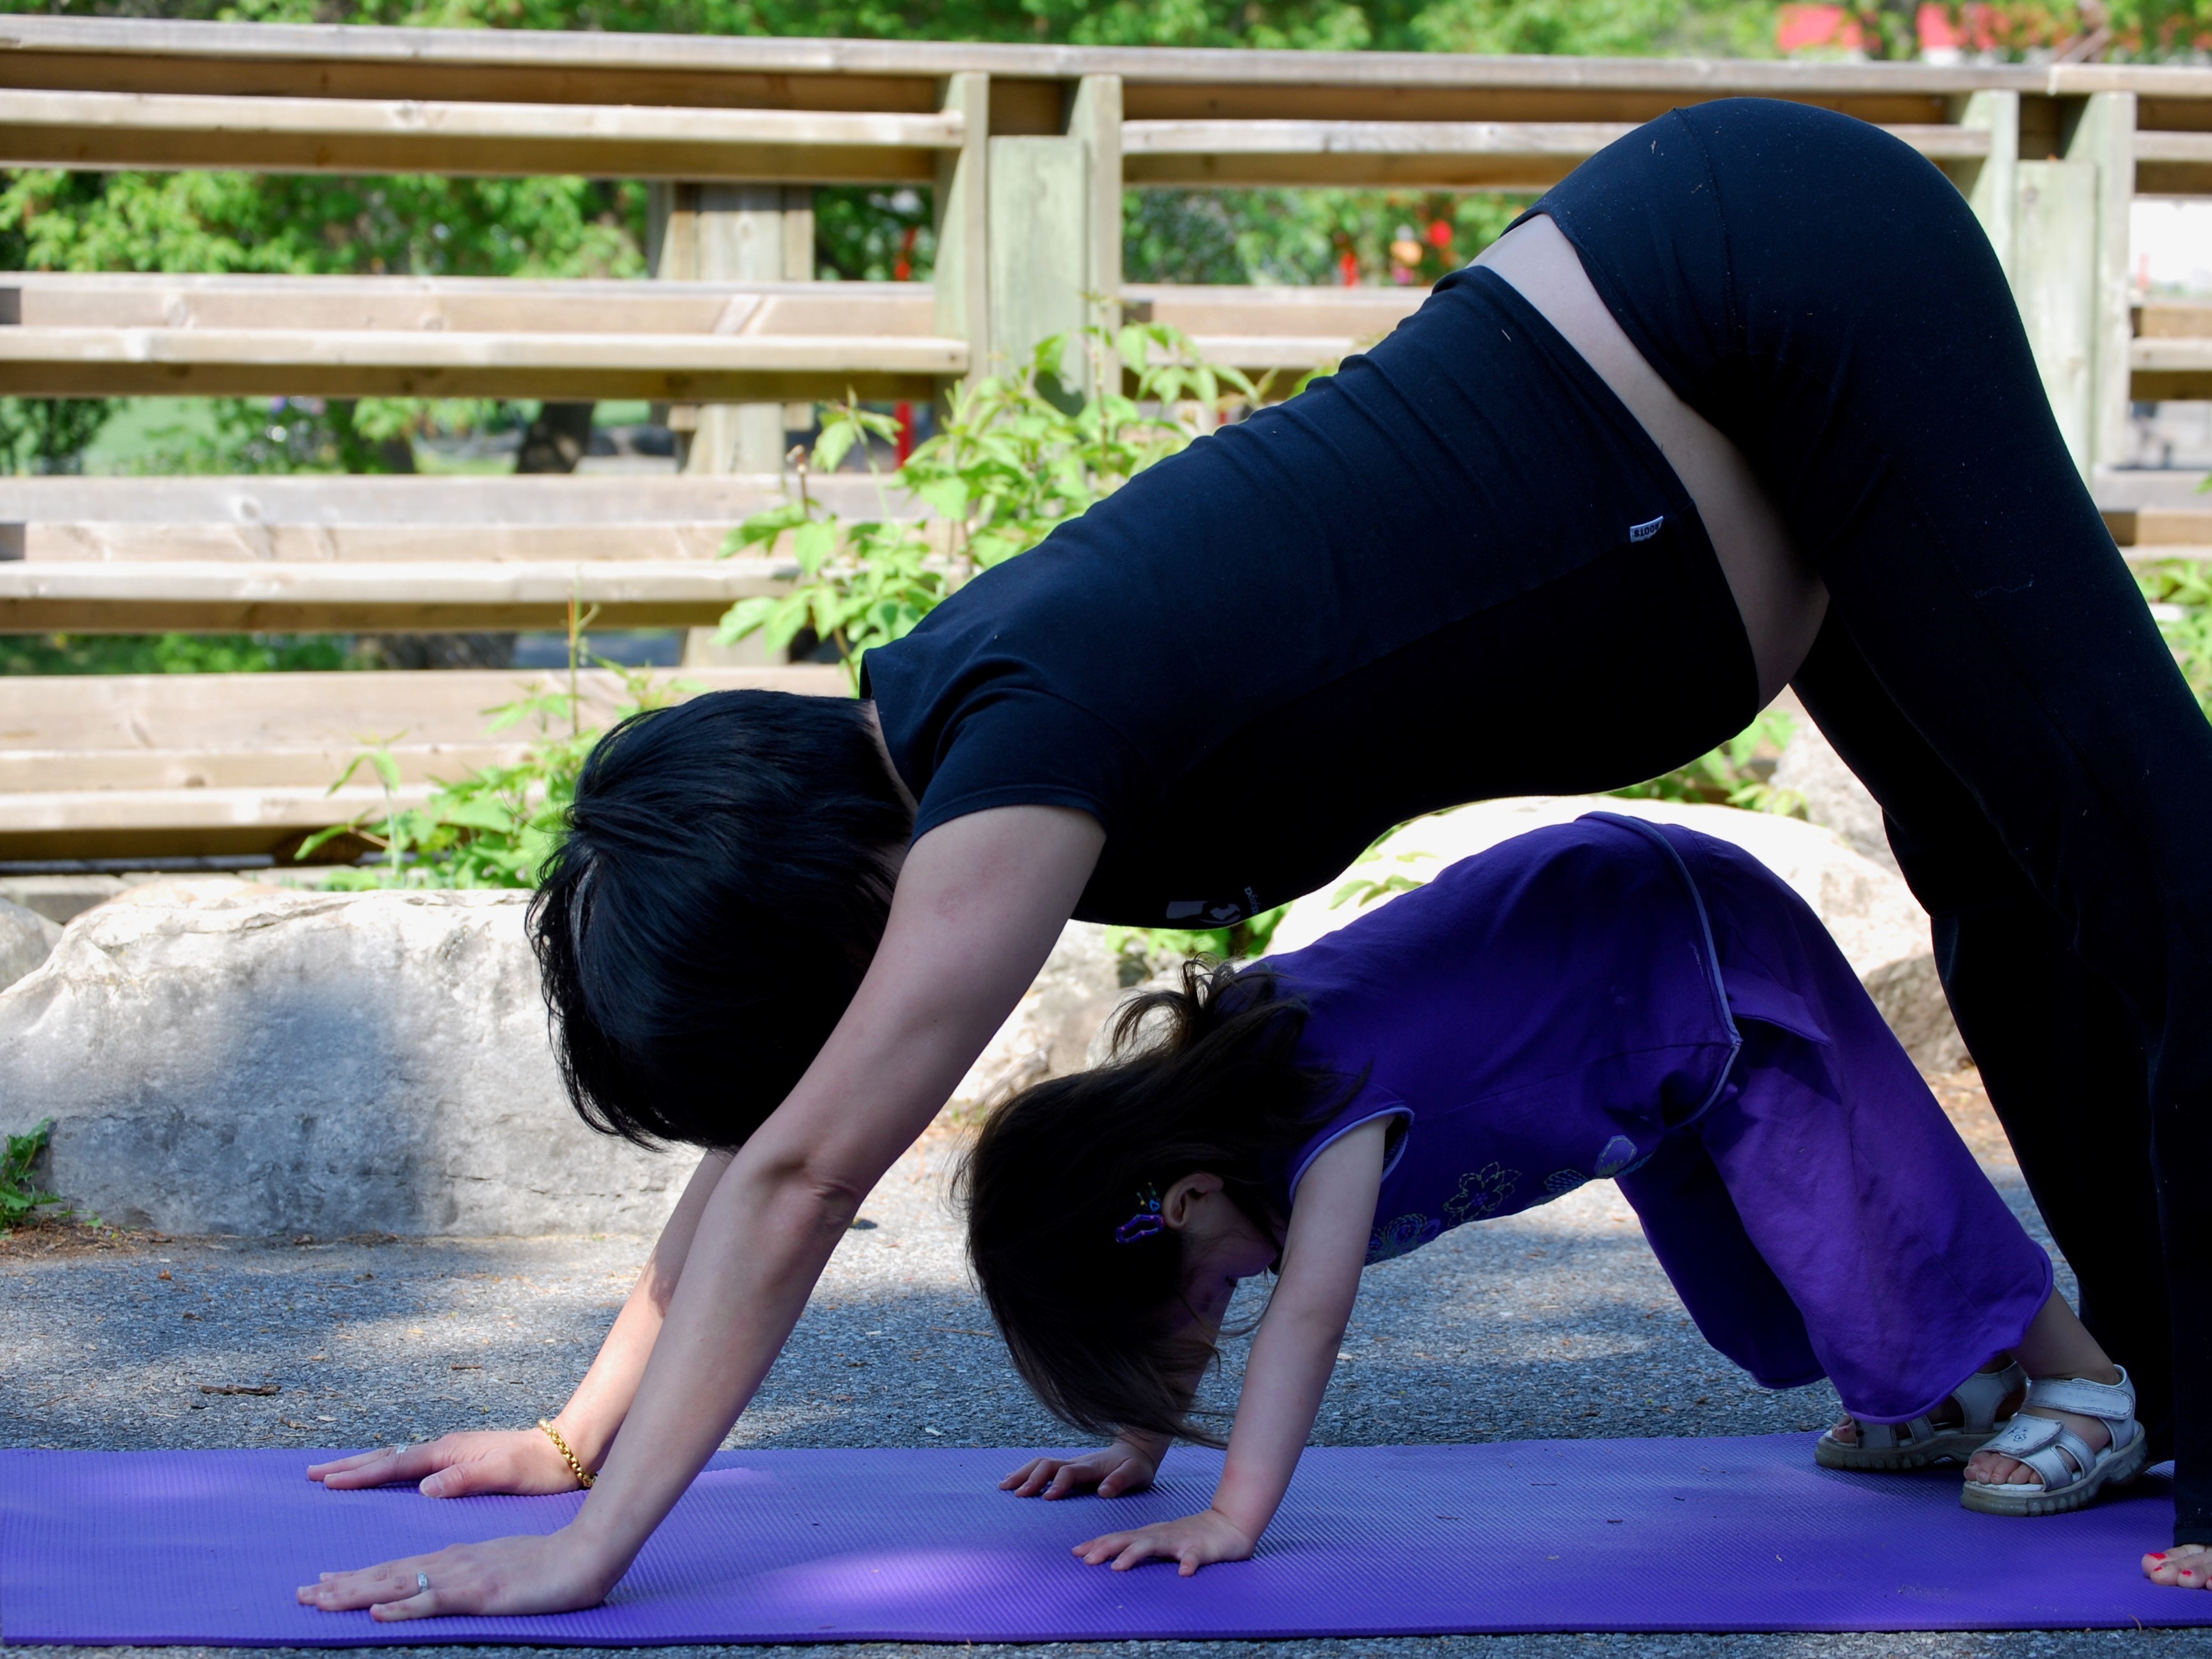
[2023,1369,2135,1425]
[1983,1414,2066,1459]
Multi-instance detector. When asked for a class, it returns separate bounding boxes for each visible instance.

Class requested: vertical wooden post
[2010,91,2135,481]
[1070,74,1123,396]
[781,186,816,433]
[1952,90,2019,284]
[985,74,1125,399]
[2014,157,2101,472]
[687,184,796,477]
[654,182,815,668]
[2067,92,2137,476]
[988,133,1089,390]
[934,72,991,399]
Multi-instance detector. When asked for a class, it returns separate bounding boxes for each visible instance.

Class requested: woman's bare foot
[2145,1543,2212,1588]
[1962,1368,2119,1487]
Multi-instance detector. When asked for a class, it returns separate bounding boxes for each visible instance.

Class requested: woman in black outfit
[300,99,2211,1617]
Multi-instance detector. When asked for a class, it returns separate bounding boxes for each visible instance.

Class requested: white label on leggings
[1630,515,1665,543]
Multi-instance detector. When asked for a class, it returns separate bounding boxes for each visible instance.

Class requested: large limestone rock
[946,922,1125,1118]
[0,883,685,1238]
[1772,722,1899,874]
[1265,796,1969,1071]
[0,896,62,993]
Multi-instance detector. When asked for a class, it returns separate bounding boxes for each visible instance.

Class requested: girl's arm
[1073,1119,1387,1576]
[305,1146,733,1498]
[299,803,1106,1621]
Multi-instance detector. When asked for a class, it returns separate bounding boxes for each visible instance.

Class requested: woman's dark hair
[527,689,913,1151]
[959,962,1347,1446]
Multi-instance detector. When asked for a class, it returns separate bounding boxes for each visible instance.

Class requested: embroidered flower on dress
[1366,1214,1440,1263]
[1541,1169,1591,1199]
[1592,1135,1641,1178]
[1441,1162,1521,1224]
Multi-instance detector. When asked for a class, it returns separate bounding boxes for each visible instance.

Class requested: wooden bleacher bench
[0,15,2208,863]
[1121,117,1989,189]
[0,88,963,181]
[2101,502,2212,565]
[0,275,961,401]
[0,666,844,861]
[2131,299,2212,403]
[0,475,917,633]
[1129,285,1425,373]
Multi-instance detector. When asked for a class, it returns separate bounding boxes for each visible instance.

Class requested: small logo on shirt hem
[1629,515,1665,543]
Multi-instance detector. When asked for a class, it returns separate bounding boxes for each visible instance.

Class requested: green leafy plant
[1610,707,1806,813]
[1331,848,1443,912]
[0,632,353,676]
[2136,559,2212,718]
[718,325,1258,690]
[724,323,1270,968]
[1,1119,61,1235]
[1104,907,1293,982]
[0,396,113,474]
[303,597,694,889]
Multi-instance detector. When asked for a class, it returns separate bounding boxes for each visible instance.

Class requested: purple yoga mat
[3,1437,2208,1644]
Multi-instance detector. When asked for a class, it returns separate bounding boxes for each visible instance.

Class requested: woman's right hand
[1000,1440,1159,1500]
[307,1427,582,1499]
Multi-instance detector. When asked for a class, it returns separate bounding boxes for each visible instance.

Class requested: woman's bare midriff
[1473,215,1828,709]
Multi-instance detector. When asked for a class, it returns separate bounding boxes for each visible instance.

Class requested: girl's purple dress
[1260,812,2051,1425]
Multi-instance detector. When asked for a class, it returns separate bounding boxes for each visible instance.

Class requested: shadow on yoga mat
[4,1436,2208,1644]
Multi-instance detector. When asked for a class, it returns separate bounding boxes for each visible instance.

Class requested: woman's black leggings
[1536,99,2212,1544]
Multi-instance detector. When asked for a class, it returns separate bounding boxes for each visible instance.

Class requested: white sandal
[1960,1368,2149,1516]
[1816,1359,2025,1471]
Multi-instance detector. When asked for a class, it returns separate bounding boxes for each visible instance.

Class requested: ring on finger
[416,1572,431,1595]
[387,1445,406,1457]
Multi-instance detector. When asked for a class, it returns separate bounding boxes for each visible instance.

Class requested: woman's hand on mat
[306,1430,576,1498]
[2146,1543,2212,1588]
[1001,1441,1159,1500]
[298,1532,613,1621]
[1073,1507,1256,1576]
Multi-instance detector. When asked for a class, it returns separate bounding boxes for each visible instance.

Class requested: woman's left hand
[297,1530,616,1621]
[2146,1543,2212,1589]
[1073,1507,1255,1576]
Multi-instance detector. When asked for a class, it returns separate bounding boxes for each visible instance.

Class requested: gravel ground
[5,1080,2209,1659]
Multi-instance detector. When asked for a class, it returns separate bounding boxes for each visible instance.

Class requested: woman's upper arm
[742,803,1107,1192]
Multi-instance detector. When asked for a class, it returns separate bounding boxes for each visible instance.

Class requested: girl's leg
[1793,616,2175,1453]
[1968,1292,2127,1487]
[1541,100,2212,1547]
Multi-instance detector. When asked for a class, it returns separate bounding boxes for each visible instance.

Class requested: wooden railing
[3,15,2209,861]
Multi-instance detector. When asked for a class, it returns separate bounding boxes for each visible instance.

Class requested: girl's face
[1159,1173,1279,1330]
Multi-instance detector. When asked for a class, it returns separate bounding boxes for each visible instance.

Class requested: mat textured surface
[3,1437,2208,1644]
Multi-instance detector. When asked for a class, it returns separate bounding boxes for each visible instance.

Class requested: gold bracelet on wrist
[537,1418,597,1489]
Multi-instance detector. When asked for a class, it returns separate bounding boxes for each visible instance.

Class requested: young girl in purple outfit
[965,813,2148,1576]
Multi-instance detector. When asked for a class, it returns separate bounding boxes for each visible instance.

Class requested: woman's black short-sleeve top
[862,265,1755,927]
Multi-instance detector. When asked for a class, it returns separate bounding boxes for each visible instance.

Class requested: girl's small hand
[297,1530,615,1620]
[307,1429,578,1499]
[1074,1507,1255,1576]
[1000,1441,1157,1500]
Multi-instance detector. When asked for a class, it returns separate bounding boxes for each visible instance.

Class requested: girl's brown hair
[959,961,1347,1446]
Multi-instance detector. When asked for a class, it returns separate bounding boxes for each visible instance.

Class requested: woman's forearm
[547,804,1109,1591]
[557,1156,860,1584]
[550,1149,732,1469]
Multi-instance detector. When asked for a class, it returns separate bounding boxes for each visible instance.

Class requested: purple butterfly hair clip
[1114,1184,1165,1244]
